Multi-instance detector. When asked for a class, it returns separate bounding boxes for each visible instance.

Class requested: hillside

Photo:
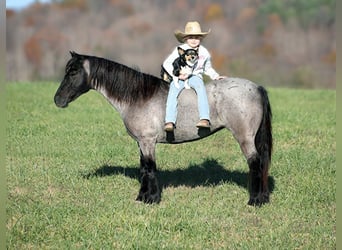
[6,0,335,88]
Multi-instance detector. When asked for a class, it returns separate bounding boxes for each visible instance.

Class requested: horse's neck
[92,79,128,116]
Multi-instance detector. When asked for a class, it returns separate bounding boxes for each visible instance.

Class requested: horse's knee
[140,156,156,174]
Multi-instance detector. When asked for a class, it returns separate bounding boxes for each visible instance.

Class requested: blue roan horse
[54,52,273,206]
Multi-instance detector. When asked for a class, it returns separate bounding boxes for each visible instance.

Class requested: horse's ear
[70,51,77,58]
[83,59,90,76]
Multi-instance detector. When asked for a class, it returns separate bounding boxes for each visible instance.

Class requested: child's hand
[178,74,189,80]
[215,76,227,80]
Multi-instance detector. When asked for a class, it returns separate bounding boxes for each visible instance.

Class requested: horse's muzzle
[54,94,68,108]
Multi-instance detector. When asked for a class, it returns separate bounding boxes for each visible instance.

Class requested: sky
[6,0,52,10]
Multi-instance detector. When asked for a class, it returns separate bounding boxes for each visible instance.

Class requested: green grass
[6,82,335,249]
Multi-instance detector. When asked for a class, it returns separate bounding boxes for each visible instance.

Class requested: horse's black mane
[71,52,169,104]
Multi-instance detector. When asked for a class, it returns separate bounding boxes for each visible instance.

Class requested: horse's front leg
[136,140,161,204]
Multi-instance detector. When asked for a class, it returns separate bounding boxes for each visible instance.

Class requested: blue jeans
[165,76,210,124]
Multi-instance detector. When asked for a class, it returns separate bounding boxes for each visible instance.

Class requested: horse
[54,52,272,206]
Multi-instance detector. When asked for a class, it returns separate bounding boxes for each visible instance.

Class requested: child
[163,21,226,132]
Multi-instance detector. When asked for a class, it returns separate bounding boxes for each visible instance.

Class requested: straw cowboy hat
[174,21,211,43]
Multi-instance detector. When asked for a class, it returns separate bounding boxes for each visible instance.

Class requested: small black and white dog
[161,47,198,89]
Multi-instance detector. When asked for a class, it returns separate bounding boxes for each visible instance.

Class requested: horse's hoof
[136,193,161,204]
[248,193,269,207]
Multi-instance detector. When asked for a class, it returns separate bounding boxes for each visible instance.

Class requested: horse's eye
[69,70,78,76]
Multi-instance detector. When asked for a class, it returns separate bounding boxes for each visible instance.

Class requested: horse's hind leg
[247,152,269,206]
[136,140,161,204]
[239,136,269,206]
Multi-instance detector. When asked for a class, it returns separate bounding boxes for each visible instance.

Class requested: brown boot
[164,122,174,132]
[196,119,210,128]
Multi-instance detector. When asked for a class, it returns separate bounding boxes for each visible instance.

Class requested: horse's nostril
[54,95,67,108]
[54,95,60,105]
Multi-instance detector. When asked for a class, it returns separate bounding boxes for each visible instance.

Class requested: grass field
[6,82,335,249]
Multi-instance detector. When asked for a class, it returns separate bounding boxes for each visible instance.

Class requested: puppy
[161,47,198,89]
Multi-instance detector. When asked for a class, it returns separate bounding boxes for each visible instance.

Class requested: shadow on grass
[83,158,275,193]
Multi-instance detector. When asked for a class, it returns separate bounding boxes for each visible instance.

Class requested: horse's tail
[254,86,273,195]
[255,86,272,163]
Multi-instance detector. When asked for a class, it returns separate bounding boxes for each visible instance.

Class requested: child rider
[162,21,226,132]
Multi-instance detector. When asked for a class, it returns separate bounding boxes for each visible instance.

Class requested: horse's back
[158,77,263,143]
[207,77,261,105]
[207,77,263,121]
[207,77,263,136]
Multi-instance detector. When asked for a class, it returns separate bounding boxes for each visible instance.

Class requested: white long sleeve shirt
[162,44,220,80]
